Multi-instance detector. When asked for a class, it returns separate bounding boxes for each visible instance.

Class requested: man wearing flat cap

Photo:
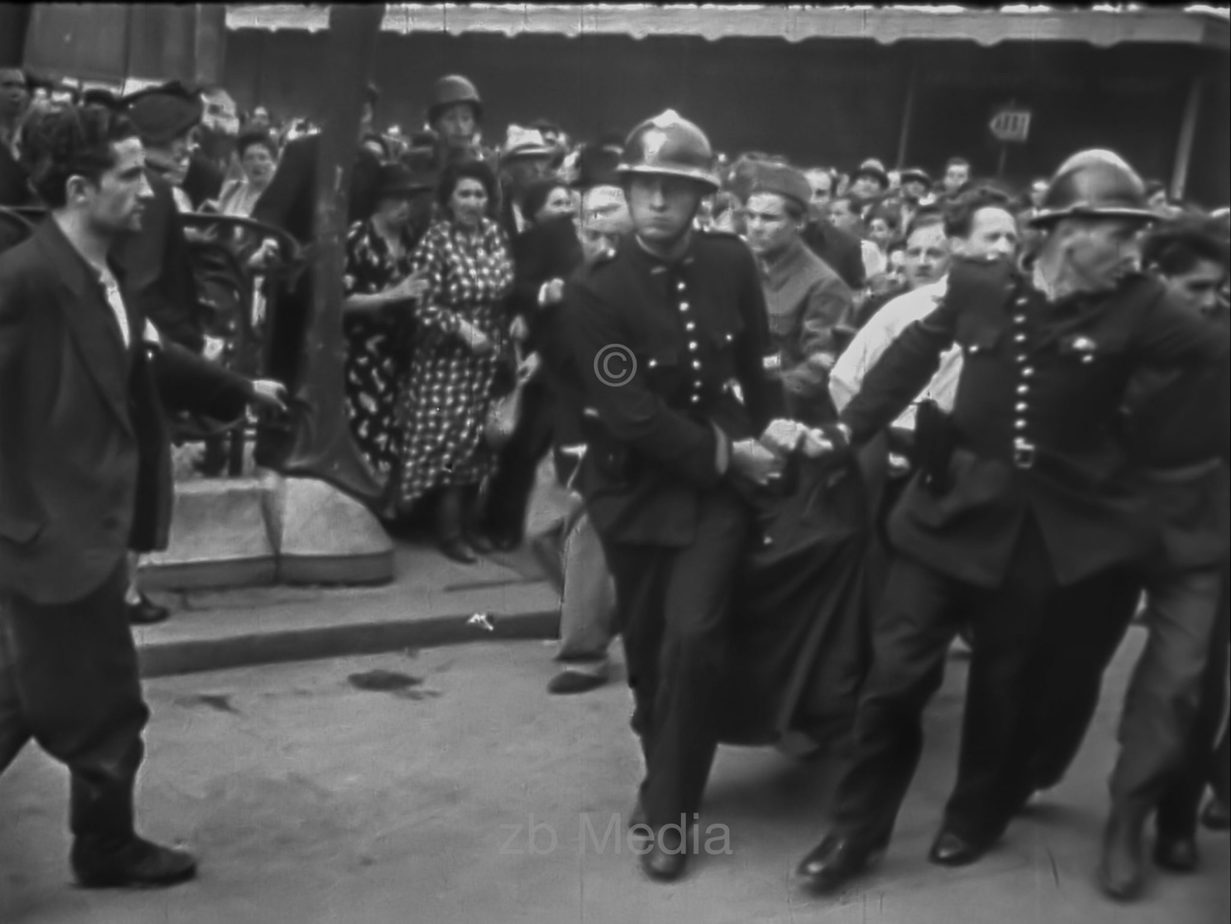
[744,162,854,425]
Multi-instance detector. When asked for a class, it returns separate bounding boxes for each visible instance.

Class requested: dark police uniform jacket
[841,256,1230,588]
[562,230,774,547]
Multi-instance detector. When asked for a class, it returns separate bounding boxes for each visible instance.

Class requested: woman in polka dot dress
[395,160,514,562]
[341,164,431,485]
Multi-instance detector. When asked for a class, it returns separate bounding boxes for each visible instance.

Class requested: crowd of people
[1,61,1228,908]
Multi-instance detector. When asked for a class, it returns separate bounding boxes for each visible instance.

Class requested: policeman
[782,149,1229,894]
[562,110,780,881]
[1004,216,1231,900]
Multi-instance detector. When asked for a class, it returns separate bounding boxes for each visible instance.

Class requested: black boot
[1201,794,1230,830]
[71,834,197,889]
[1154,832,1199,873]
[639,824,688,881]
[1099,802,1149,901]
[435,489,477,564]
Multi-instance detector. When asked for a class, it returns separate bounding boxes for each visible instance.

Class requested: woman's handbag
[484,344,526,450]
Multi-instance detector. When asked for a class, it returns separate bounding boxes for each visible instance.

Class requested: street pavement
[133,537,563,677]
[1,629,1226,924]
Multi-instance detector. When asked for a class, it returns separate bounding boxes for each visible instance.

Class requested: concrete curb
[137,607,561,678]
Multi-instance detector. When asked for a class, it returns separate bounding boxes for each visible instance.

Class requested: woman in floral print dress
[396,160,514,562]
[341,164,432,485]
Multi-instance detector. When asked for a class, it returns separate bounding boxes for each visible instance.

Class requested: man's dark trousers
[600,486,750,828]
[1155,567,1229,837]
[943,559,1136,836]
[485,378,556,542]
[998,556,1225,806]
[829,517,1119,848]
[0,562,148,841]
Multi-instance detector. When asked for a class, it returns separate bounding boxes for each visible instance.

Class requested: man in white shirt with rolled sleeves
[830,189,1021,436]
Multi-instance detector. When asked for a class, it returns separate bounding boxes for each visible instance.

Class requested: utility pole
[280,3,386,503]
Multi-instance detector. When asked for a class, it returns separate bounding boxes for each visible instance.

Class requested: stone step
[140,471,394,591]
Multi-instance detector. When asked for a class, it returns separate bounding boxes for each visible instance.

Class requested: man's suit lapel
[32,221,134,437]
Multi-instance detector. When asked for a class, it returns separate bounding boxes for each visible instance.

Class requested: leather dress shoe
[547,670,606,695]
[464,530,494,555]
[1099,806,1148,901]
[1201,795,1230,831]
[1154,834,1199,873]
[639,825,687,881]
[438,537,477,564]
[795,833,879,893]
[127,593,169,626]
[928,828,992,867]
[71,835,197,889]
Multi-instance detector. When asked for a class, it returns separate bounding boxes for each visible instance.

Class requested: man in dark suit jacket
[788,150,1230,895]
[481,211,582,548]
[0,104,285,889]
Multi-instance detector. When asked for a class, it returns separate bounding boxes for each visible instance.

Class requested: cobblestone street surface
[1,630,1226,924]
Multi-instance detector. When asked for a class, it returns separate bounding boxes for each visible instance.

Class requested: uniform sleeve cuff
[712,423,732,476]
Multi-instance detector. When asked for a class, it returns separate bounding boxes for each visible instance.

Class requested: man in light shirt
[830,190,1021,438]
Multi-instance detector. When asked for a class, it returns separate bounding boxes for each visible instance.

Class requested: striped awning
[224,4,1231,49]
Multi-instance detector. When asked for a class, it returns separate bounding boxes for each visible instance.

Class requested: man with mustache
[783,149,1229,895]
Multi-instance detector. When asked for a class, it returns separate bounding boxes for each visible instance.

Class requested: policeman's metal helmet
[428,74,483,125]
[1029,149,1156,228]
[616,109,720,192]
